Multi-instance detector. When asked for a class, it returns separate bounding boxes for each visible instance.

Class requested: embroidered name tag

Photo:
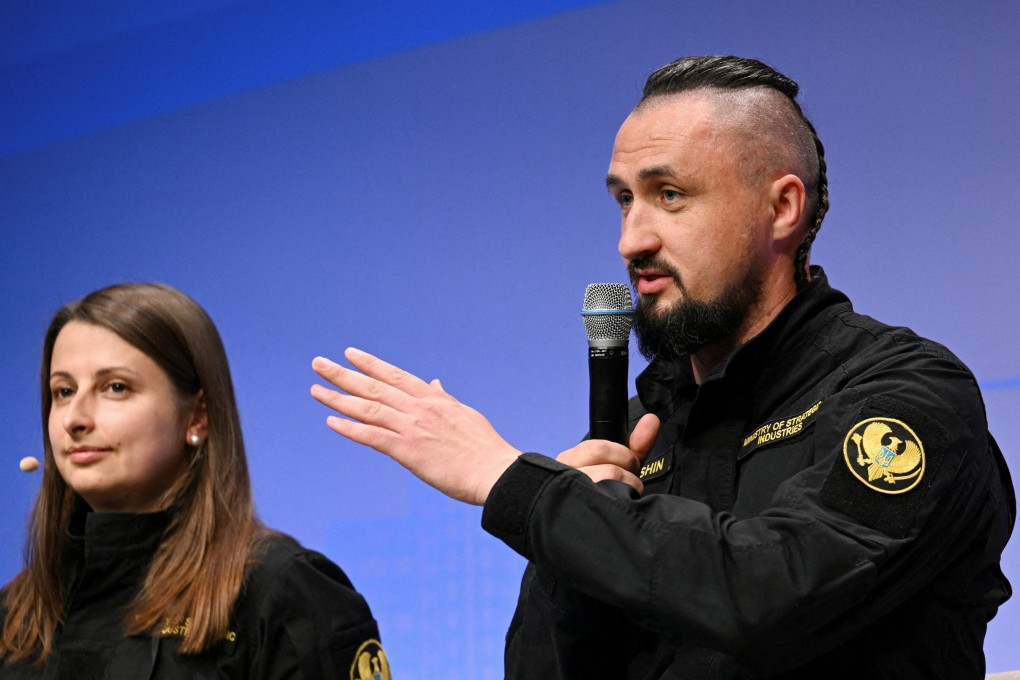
[160,617,237,643]
[639,446,673,482]
[740,401,822,459]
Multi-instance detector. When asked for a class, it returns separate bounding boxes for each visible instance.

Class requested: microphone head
[582,283,634,343]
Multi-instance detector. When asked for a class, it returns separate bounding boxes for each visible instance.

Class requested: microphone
[581,283,634,444]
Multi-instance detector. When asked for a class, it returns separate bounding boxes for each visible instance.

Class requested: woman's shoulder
[247,532,356,590]
[239,531,378,633]
[232,532,387,678]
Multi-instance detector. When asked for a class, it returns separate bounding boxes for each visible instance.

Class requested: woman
[0,283,388,679]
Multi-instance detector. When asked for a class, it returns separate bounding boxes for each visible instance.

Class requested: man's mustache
[628,257,684,292]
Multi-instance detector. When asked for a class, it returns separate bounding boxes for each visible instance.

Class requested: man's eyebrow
[605,174,624,190]
[638,165,679,181]
[605,165,681,190]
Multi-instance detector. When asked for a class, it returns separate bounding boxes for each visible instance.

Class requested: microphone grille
[582,283,634,341]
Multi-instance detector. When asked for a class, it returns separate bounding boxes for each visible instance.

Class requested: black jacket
[0,511,386,679]
[483,268,1014,679]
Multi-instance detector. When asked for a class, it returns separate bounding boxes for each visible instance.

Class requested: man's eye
[662,189,682,202]
[617,193,633,208]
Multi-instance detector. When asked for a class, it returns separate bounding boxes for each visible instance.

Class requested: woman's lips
[67,447,111,464]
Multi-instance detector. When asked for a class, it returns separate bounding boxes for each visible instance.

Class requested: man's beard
[630,257,763,362]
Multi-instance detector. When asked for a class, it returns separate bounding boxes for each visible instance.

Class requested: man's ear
[769,173,807,244]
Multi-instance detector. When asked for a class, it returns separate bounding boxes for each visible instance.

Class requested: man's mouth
[632,268,673,296]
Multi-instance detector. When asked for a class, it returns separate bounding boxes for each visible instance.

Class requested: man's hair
[639,55,829,290]
[1,283,267,663]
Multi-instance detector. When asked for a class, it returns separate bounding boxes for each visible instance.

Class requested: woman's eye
[52,386,73,400]
[107,382,131,395]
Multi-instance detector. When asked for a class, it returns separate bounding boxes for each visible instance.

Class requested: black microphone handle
[588,345,629,445]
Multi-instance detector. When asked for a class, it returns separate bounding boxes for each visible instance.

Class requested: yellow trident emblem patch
[350,639,391,680]
[843,417,925,494]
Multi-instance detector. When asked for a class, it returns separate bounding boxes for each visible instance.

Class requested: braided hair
[639,56,829,290]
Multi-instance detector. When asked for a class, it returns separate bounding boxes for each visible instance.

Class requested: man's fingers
[576,464,645,494]
[555,415,661,493]
[629,413,661,461]
[312,354,423,415]
[310,384,402,431]
[344,347,433,398]
[324,414,403,454]
[311,356,364,395]
[312,351,520,505]
[558,440,642,475]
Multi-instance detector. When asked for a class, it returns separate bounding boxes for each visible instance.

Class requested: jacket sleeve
[483,348,1013,674]
[244,538,387,680]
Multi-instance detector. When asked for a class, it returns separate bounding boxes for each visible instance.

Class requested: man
[310,56,1014,678]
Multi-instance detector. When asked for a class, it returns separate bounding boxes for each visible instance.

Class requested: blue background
[2,1,1018,675]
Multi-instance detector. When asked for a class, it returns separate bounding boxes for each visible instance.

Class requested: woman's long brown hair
[1,283,266,663]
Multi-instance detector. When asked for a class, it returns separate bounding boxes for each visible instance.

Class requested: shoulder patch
[842,417,925,494]
[821,395,948,538]
[351,639,391,680]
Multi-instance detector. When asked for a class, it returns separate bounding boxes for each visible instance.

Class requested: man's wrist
[481,453,570,553]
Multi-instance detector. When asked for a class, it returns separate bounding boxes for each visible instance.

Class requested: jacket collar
[636,266,851,416]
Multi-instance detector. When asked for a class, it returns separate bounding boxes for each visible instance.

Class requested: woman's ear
[184,390,208,446]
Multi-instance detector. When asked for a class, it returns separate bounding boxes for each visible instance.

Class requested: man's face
[606,94,773,360]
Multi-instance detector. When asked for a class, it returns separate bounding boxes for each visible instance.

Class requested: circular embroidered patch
[842,417,925,494]
[350,639,391,680]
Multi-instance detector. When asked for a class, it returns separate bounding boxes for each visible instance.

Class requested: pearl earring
[189,433,202,446]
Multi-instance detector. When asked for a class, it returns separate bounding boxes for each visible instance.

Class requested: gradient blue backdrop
[2,1,1018,676]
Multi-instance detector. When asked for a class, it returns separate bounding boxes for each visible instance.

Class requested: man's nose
[618,203,662,261]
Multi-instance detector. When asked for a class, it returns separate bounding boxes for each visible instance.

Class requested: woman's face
[47,321,200,513]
